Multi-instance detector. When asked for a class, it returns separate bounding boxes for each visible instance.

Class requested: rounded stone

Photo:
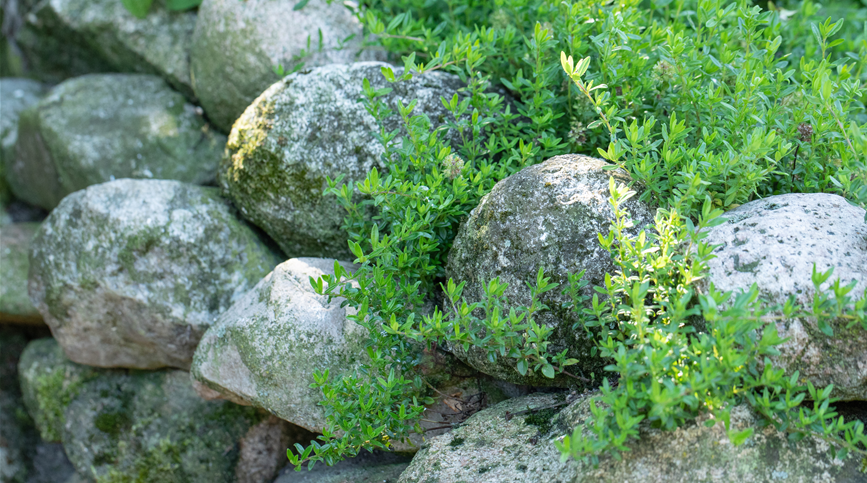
[0,78,45,205]
[445,154,655,386]
[27,179,283,370]
[0,222,43,324]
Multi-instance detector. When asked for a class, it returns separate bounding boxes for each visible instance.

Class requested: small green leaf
[294,0,311,10]
[165,0,202,11]
[121,0,153,18]
[542,364,555,379]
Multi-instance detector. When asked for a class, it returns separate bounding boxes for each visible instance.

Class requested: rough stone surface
[0,222,42,324]
[190,0,374,132]
[700,193,867,401]
[446,154,655,386]
[399,392,866,483]
[0,327,38,483]
[12,0,195,95]
[273,451,411,483]
[221,62,465,258]
[8,74,225,210]
[0,78,45,205]
[28,179,283,370]
[191,257,526,441]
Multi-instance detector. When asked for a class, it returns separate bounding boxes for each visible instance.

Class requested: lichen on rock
[1,222,42,324]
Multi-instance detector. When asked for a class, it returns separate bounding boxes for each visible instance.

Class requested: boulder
[398,392,866,483]
[28,179,283,370]
[190,0,373,132]
[0,78,45,205]
[1,223,42,324]
[700,193,867,400]
[273,451,411,483]
[221,62,465,258]
[445,154,655,386]
[18,338,300,483]
[8,74,225,210]
[12,0,195,94]
[191,257,525,440]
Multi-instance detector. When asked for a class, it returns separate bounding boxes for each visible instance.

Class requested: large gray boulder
[12,0,196,94]
[18,338,299,483]
[28,179,283,370]
[191,0,373,132]
[221,62,465,258]
[700,193,867,400]
[8,74,225,210]
[399,392,866,483]
[191,257,524,441]
[0,78,45,205]
[0,222,43,324]
[445,154,655,386]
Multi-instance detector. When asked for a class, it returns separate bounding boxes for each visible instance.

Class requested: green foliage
[120,0,201,18]
[288,0,867,470]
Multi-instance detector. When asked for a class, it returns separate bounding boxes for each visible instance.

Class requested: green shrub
[287,0,867,470]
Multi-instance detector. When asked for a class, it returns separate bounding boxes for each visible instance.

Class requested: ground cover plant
[287,0,867,470]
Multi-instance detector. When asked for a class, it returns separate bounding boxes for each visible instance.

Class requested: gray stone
[0,78,45,205]
[273,451,410,483]
[190,0,374,132]
[0,327,39,483]
[445,154,655,386]
[700,193,867,400]
[8,74,225,210]
[0,223,42,324]
[12,0,196,95]
[221,62,465,258]
[28,179,283,370]
[399,392,866,483]
[18,337,295,483]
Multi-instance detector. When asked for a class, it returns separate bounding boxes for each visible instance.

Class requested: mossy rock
[0,222,43,324]
[445,154,655,386]
[28,179,283,370]
[398,392,867,482]
[8,74,225,210]
[190,0,375,132]
[0,78,46,206]
[220,62,465,258]
[12,0,195,95]
[273,451,411,483]
[700,193,867,401]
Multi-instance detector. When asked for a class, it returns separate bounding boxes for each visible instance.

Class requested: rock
[190,0,374,132]
[1,223,42,324]
[18,338,298,483]
[0,78,45,205]
[273,451,411,483]
[8,74,226,210]
[700,193,867,400]
[398,392,865,483]
[445,154,655,386]
[221,62,465,258]
[18,442,79,483]
[0,200,47,228]
[0,327,39,483]
[12,0,196,95]
[191,257,525,440]
[28,179,283,370]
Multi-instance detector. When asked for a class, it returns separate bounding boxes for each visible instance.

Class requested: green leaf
[165,0,202,11]
[121,0,153,18]
[728,428,754,446]
[542,364,555,379]
[293,0,311,10]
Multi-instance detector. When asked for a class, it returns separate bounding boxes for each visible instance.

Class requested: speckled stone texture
[27,179,283,370]
[445,154,655,386]
[8,74,225,210]
[191,0,376,132]
[0,222,42,324]
[220,62,466,259]
[399,392,865,483]
[273,451,411,483]
[700,193,867,400]
[13,0,196,95]
[0,79,45,205]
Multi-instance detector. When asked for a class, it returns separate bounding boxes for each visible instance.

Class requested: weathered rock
[12,0,196,95]
[221,62,465,258]
[399,392,866,483]
[0,223,42,324]
[28,179,283,370]
[0,327,39,483]
[191,257,525,441]
[700,193,867,400]
[445,154,655,386]
[191,0,374,132]
[8,74,225,210]
[18,338,296,483]
[273,451,411,483]
[0,78,45,205]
